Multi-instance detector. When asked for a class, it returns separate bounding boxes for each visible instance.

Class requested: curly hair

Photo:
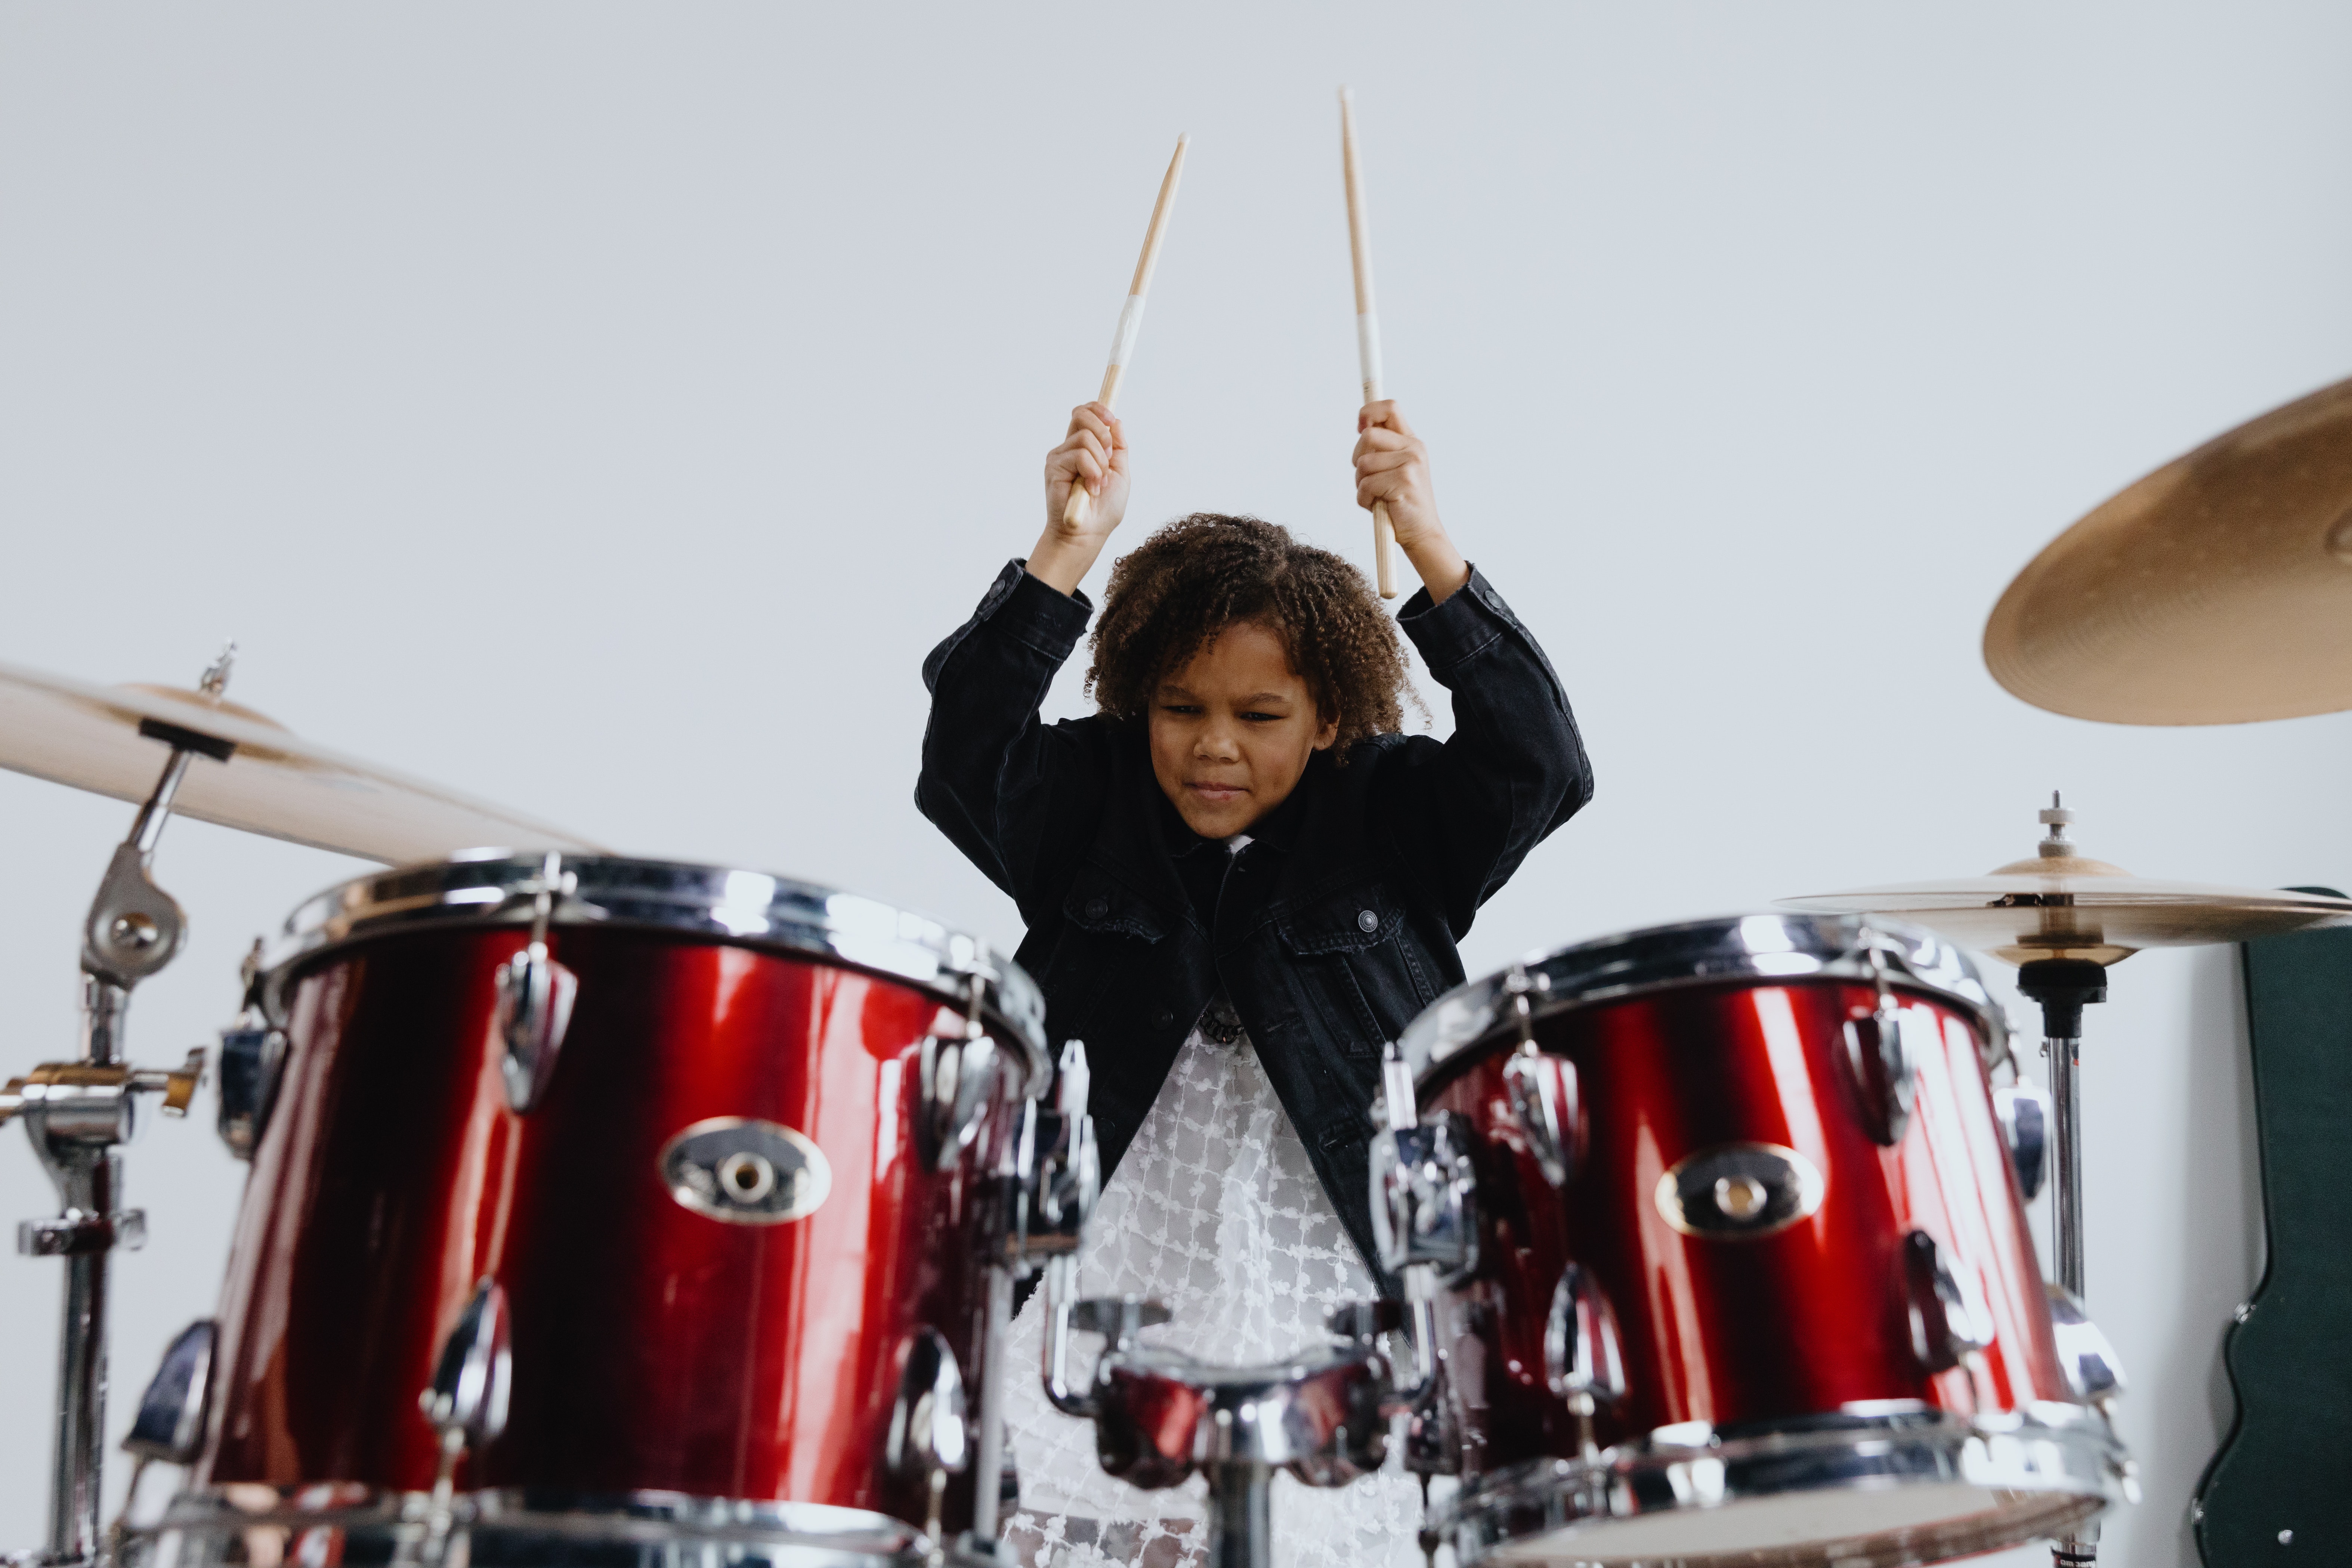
[1084,514,1415,757]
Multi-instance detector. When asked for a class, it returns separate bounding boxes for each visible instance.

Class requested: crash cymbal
[1984,375,2352,725]
[0,650,604,865]
[1780,796,2352,965]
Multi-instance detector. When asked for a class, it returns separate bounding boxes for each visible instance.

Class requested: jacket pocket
[1038,863,1171,1044]
[1274,883,1430,1058]
[1062,862,1171,943]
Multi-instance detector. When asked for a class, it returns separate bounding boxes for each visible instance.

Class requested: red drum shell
[202,919,1019,1532]
[1420,975,2066,1467]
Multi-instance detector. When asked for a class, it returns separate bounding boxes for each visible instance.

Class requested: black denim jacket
[917,559,1593,1286]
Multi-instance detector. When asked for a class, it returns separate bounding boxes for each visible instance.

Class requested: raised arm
[1353,401,1594,933]
[914,405,1133,910]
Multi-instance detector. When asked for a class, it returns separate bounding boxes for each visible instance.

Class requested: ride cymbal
[0,653,604,864]
[1984,375,2352,725]
[1780,798,2352,966]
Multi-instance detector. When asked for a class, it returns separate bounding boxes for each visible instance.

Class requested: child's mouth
[1188,782,1247,802]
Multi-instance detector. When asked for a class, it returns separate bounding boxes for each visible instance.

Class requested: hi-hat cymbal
[1984,375,2352,725]
[0,654,604,865]
[1780,798,2352,966]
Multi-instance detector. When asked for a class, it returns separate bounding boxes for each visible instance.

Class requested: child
[917,400,1592,1568]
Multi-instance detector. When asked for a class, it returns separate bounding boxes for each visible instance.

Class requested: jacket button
[1357,908,1379,933]
[1085,896,1110,919]
[1155,1009,1174,1028]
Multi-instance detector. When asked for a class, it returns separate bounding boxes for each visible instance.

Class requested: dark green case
[2195,889,2352,1563]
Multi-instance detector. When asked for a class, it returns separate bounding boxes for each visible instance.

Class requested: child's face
[1148,620,1338,839]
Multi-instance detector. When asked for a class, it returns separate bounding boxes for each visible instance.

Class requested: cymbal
[1984,375,2352,725]
[0,654,605,865]
[1780,798,2352,966]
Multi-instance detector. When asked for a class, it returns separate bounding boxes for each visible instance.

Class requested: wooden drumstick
[1340,88,1397,600]
[1063,134,1190,531]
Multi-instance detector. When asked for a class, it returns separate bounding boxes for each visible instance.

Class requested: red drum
[162,853,1051,1565]
[1380,914,2133,1567]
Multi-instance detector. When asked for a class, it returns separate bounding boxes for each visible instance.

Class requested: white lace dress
[997,1017,1425,1568]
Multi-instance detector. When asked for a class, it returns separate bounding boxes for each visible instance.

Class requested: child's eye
[1241,711,1281,723]
[1160,703,1202,715]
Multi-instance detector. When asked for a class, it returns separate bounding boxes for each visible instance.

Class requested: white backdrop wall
[1,6,2345,1566]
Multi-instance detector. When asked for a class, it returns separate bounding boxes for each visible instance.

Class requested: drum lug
[1901,1231,1993,1373]
[885,1327,970,1546]
[214,1022,286,1160]
[1545,1263,1627,1457]
[216,937,288,1160]
[1842,997,1918,1146]
[919,1033,998,1173]
[123,1317,216,1465]
[421,1277,511,1447]
[415,1278,509,1555]
[1370,1114,1480,1282]
[2045,1281,2127,1410]
[495,854,578,1115]
[1993,1077,2053,1201]
[109,1318,218,1551]
[1503,1046,1582,1188]
[920,973,1000,1173]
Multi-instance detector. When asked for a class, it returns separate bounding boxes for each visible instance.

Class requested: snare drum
[163,853,1051,1564]
[1382,913,2132,1566]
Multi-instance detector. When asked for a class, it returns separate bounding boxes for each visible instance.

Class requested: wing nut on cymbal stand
[4,645,237,1568]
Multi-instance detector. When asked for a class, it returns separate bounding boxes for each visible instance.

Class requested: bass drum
[1389,913,2133,1567]
[159,852,1050,1566]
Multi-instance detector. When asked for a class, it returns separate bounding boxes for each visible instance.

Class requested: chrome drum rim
[135,1486,958,1568]
[1435,1404,2131,1568]
[264,852,1050,1086]
[1398,912,2006,1088]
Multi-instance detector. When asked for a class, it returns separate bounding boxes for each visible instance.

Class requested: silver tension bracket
[495,852,578,1114]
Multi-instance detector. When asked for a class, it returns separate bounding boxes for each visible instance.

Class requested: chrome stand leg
[2048,1031,2085,1299]
[971,1265,1014,1541]
[43,1154,116,1567]
[2017,957,2107,1568]
[1204,1466,1271,1568]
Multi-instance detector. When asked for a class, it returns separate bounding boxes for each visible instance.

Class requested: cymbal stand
[1,650,232,1568]
[2016,956,2108,1568]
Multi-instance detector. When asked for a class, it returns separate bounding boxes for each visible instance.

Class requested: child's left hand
[1355,401,1469,601]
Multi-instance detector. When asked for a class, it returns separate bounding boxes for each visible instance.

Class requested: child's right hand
[1045,402,1131,546]
[1030,402,1130,595]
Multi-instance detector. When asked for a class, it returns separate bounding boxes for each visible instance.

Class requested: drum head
[1490,1485,2099,1566]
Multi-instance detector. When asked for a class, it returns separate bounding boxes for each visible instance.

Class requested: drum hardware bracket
[1372,1043,1448,1402]
[884,1327,970,1559]
[5,646,236,1568]
[976,1040,1096,1541]
[412,1278,511,1567]
[1842,947,1919,1146]
[495,853,579,1115]
[108,1319,217,1555]
[919,972,999,1173]
[1901,1231,1994,1374]
[1496,966,1586,1188]
[1543,1263,1627,1459]
[215,939,288,1160]
[1993,1077,2054,1201]
[1045,1278,1416,1568]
